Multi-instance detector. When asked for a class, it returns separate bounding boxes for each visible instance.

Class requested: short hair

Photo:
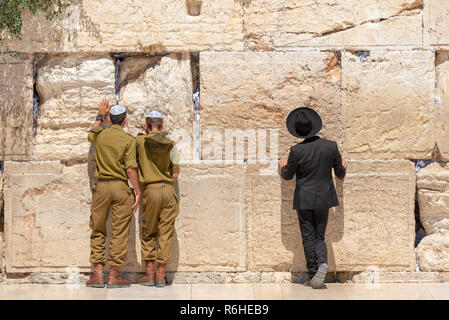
[146,117,163,130]
[110,112,126,125]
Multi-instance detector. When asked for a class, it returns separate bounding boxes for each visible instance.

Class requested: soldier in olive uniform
[86,99,142,288]
[136,110,180,288]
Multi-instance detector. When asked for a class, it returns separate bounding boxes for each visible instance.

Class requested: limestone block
[436,52,449,160]
[200,51,341,159]
[34,54,116,161]
[334,160,416,271]
[417,162,449,234]
[417,231,449,271]
[246,160,416,272]
[245,0,423,50]
[342,50,435,159]
[167,164,247,272]
[3,161,94,273]
[0,54,33,160]
[424,0,449,47]
[119,54,195,160]
[1,0,244,53]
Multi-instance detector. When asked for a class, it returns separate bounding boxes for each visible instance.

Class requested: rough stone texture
[436,52,449,160]
[334,160,416,271]
[350,271,444,283]
[167,164,246,272]
[34,54,116,161]
[424,0,449,47]
[342,50,435,159]
[247,160,416,272]
[417,162,449,271]
[245,0,423,50]
[119,54,195,160]
[0,54,33,161]
[3,161,94,273]
[200,51,341,159]
[1,1,244,53]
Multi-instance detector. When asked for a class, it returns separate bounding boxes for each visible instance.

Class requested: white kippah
[110,105,126,115]
[146,110,163,119]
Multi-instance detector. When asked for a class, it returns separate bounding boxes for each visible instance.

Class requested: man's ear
[108,115,112,124]
[122,117,127,127]
[161,121,165,130]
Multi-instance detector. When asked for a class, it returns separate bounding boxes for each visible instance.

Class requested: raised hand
[278,158,288,168]
[98,98,111,116]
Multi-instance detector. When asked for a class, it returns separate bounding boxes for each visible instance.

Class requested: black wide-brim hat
[286,107,322,139]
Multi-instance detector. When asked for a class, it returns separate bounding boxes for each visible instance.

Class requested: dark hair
[110,113,126,125]
[146,117,163,130]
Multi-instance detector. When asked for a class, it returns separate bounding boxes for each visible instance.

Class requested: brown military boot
[155,263,167,288]
[86,263,105,288]
[107,265,131,288]
[139,260,155,286]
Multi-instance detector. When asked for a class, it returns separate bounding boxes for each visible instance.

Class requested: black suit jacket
[281,136,346,210]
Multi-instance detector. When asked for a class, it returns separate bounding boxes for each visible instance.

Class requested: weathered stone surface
[34,54,116,161]
[245,0,423,50]
[119,54,195,160]
[200,51,341,159]
[0,54,33,161]
[247,160,416,272]
[3,161,93,273]
[342,50,435,159]
[424,0,449,47]
[417,162,449,234]
[167,164,246,272]
[1,0,243,53]
[335,160,416,270]
[416,162,449,271]
[417,232,449,271]
[436,52,449,160]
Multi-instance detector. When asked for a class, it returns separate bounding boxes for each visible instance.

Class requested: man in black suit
[279,107,347,289]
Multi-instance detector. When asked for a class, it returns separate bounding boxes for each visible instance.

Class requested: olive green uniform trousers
[89,180,135,267]
[141,182,179,264]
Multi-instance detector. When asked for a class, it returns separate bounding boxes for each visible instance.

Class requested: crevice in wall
[191,52,201,161]
[111,53,133,104]
[186,0,202,16]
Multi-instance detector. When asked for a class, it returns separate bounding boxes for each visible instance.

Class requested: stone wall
[1,0,449,283]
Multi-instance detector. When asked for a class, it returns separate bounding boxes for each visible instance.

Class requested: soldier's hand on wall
[342,158,348,170]
[278,158,288,168]
[98,98,111,116]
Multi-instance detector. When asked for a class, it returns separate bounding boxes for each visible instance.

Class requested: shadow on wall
[280,178,344,276]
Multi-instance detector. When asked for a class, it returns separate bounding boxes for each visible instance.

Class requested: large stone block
[342,50,435,159]
[1,0,243,53]
[34,54,116,161]
[246,160,416,272]
[119,54,195,160]
[3,161,94,272]
[200,51,341,159]
[0,54,33,161]
[436,52,449,160]
[245,0,423,50]
[424,0,449,47]
[416,162,449,271]
[167,164,247,272]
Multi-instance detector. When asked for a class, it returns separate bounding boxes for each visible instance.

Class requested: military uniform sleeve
[88,126,103,144]
[124,138,138,169]
[170,143,180,174]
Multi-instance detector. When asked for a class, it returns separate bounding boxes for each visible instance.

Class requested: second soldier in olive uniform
[136,111,180,287]
[86,99,142,289]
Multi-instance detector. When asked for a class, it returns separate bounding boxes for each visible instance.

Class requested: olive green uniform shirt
[135,131,180,184]
[88,125,138,181]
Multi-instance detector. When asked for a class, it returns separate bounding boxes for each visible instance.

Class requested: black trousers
[296,208,329,277]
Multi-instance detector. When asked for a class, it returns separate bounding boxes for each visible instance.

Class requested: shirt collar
[111,125,123,130]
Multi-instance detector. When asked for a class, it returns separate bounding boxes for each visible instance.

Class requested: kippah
[146,110,163,118]
[110,105,126,115]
